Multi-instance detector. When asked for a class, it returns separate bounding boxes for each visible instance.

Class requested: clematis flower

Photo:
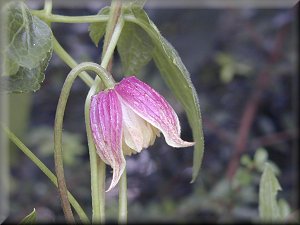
[90,76,194,191]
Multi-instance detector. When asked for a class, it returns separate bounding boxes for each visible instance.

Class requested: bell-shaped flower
[90,76,194,191]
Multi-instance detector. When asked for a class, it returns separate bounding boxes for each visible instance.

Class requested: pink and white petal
[120,101,145,152]
[90,90,126,191]
[115,76,194,148]
[121,101,156,149]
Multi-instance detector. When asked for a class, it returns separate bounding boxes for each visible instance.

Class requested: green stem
[52,37,94,87]
[1,124,90,224]
[43,0,52,26]
[84,12,124,223]
[32,10,108,23]
[97,158,106,223]
[32,10,141,26]
[101,14,124,69]
[118,169,127,224]
[85,84,101,223]
[44,1,52,14]
[54,62,114,223]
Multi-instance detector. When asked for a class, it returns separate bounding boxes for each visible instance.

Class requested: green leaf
[1,1,53,93]
[259,163,282,222]
[19,208,36,224]
[4,1,52,69]
[128,8,204,182]
[117,22,154,75]
[88,7,110,47]
[1,51,52,92]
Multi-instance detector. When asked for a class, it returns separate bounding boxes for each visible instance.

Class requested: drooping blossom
[90,76,194,191]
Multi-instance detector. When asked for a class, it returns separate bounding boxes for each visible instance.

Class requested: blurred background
[5,0,299,223]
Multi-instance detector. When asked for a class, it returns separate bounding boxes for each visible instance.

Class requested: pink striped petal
[115,76,194,148]
[90,90,125,191]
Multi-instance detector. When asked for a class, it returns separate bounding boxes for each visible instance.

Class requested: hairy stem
[1,124,90,224]
[54,62,114,223]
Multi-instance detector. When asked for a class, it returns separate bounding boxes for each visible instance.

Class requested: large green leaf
[19,208,36,224]
[1,1,52,93]
[117,22,154,75]
[88,7,110,47]
[4,1,52,69]
[259,163,282,222]
[127,7,204,182]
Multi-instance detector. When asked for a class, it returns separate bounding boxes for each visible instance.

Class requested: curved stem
[1,124,90,224]
[118,169,127,224]
[54,62,114,223]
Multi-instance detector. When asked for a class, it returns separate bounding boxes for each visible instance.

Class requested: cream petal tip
[166,138,195,148]
[105,162,126,192]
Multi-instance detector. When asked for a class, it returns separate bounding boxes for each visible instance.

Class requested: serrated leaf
[259,163,282,222]
[19,208,36,224]
[4,1,52,69]
[88,7,110,47]
[1,1,52,93]
[1,50,52,93]
[117,23,154,75]
[128,7,204,182]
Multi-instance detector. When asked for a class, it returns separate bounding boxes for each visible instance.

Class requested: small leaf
[259,163,282,222]
[19,208,36,224]
[4,2,52,69]
[88,7,110,47]
[128,8,205,182]
[117,22,154,75]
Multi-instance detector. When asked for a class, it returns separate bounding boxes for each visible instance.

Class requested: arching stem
[54,62,114,223]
